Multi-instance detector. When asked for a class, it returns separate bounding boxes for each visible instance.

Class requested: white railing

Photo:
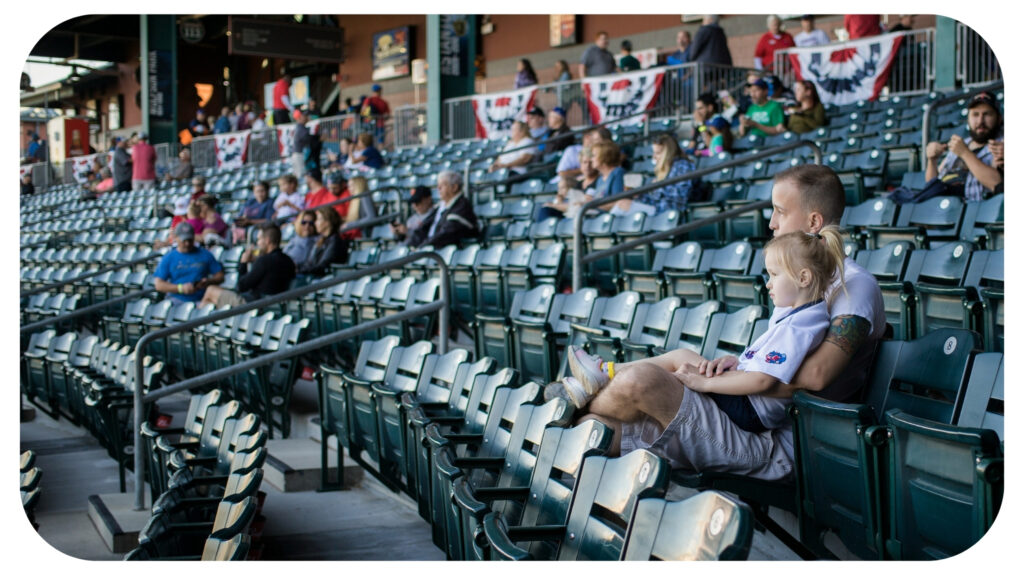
[394,105,428,149]
[773,29,936,99]
[957,22,1001,89]
[442,62,756,141]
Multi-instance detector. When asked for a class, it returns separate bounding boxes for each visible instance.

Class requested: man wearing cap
[153,222,225,303]
[392,186,436,246]
[406,170,479,249]
[362,84,391,144]
[926,91,1003,202]
[131,133,157,191]
[112,137,133,192]
[305,169,353,221]
[272,73,294,126]
[526,106,549,142]
[546,107,573,155]
[291,108,311,178]
[739,78,786,138]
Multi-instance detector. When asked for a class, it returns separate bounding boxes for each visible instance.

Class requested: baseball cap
[372,84,381,92]
[747,78,769,90]
[138,132,148,140]
[408,186,432,204]
[551,106,567,117]
[173,222,195,240]
[967,91,1000,114]
[306,168,323,183]
[324,170,345,185]
[705,115,730,132]
[527,106,545,117]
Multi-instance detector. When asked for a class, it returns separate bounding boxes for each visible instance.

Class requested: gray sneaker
[567,345,611,395]
[542,377,592,409]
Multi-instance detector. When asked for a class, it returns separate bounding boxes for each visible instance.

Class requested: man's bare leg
[200,285,223,307]
[616,348,704,376]
[586,361,686,431]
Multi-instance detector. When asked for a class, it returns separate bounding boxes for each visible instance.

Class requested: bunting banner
[787,32,904,106]
[471,86,537,140]
[20,165,32,179]
[214,131,250,169]
[70,154,101,183]
[277,121,320,158]
[581,68,665,126]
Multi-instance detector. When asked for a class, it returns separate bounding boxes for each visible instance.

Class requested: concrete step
[264,438,363,493]
[86,488,152,554]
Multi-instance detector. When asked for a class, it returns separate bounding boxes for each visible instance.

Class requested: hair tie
[808,232,822,240]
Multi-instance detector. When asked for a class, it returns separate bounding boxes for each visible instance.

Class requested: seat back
[702,305,767,359]
[954,352,1004,438]
[460,368,519,434]
[201,533,251,561]
[624,297,683,348]
[661,300,724,356]
[411,350,474,405]
[621,492,753,560]
[381,341,435,394]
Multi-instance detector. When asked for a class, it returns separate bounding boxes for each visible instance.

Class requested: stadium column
[934,16,958,91]
[427,14,477,144]
[139,15,178,145]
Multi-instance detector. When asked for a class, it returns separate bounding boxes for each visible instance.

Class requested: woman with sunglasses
[296,206,346,276]
[283,209,319,269]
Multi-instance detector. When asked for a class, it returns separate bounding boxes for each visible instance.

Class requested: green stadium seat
[620,491,753,560]
[510,288,599,384]
[865,196,965,249]
[651,299,724,358]
[614,296,684,362]
[857,241,917,340]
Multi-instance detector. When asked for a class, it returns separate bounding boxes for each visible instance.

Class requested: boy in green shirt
[740,78,786,138]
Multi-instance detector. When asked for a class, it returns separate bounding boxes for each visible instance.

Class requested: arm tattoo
[823,315,871,356]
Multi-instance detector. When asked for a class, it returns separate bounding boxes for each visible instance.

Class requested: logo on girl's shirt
[764,351,787,365]
[744,350,756,360]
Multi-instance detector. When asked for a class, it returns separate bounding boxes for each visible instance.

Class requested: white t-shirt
[497,137,535,175]
[273,190,306,219]
[794,29,831,47]
[742,300,831,429]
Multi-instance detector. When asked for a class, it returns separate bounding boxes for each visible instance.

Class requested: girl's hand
[699,355,738,377]
[673,363,709,392]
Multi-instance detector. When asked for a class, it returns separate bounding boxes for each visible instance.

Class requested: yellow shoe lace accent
[606,362,615,380]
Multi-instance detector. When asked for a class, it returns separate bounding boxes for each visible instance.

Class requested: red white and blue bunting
[214,131,250,170]
[471,86,537,140]
[787,32,904,106]
[582,68,665,127]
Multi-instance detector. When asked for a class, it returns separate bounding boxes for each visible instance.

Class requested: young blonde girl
[563,225,846,433]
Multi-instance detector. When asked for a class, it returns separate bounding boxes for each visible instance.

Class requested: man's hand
[180,282,196,295]
[240,246,255,264]
[488,162,501,173]
[989,140,1004,170]
[948,134,970,158]
[698,355,738,377]
[391,222,407,235]
[926,141,948,160]
[673,363,710,392]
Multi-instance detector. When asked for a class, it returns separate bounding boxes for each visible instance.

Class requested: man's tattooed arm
[824,315,871,356]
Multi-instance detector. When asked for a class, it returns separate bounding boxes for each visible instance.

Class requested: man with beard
[926,91,1003,202]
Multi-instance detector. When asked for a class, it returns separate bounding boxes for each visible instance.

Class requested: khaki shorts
[620,388,795,481]
[213,288,246,308]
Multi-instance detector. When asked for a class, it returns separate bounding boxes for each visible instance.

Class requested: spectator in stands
[392,186,436,246]
[326,137,354,169]
[189,109,208,137]
[272,73,295,126]
[169,174,208,225]
[785,80,826,134]
[590,141,625,204]
[348,133,384,171]
[546,164,884,479]
[20,172,34,195]
[200,223,296,307]
[303,169,327,207]
[273,174,305,220]
[25,132,41,162]
[925,91,1003,202]
[94,167,115,194]
[698,115,733,157]
[251,112,268,131]
[297,206,346,276]
[739,78,786,138]
[131,132,157,191]
[228,103,241,131]
[214,106,232,134]
[305,169,347,218]
[489,121,535,176]
[165,148,193,182]
[405,170,479,249]
[844,14,881,39]
[666,30,692,66]
[184,201,204,235]
[554,59,572,82]
[205,114,217,134]
[545,107,573,155]
[362,84,391,144]
[887,14,915,33]
[195,195,229,247]
[794,15,831,47]
[153,222,225,304]
[579,31,616,78]
[340,175,373,241]
[754,15,795,73]
[689,15,732,66]
[526,106,549,142]
[689,93,719,155]
[112,137,132,192]
[283,209,318,267]
[291,108,311,178]
[556,125,611,180]
[514,58,539,89]
[613,134,697,215]
[618,40,641,72]
[233,180,276,244]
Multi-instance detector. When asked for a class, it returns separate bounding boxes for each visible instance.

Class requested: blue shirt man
[153,222,225,303]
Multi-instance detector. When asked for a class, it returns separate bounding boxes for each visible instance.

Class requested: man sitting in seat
[739,78,786,138]
[391,185,436,246]
[200,223,296,307]
[153,222,225,304]
[546,165,884,480]
[925,90,1003,202]
[404,171,479,249]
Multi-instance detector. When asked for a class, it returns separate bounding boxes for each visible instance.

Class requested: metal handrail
[919,80,1003,171]
[572,140,823,290]
[20,253,163,297]
[19,289,157,334]
[131,249,452,509]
